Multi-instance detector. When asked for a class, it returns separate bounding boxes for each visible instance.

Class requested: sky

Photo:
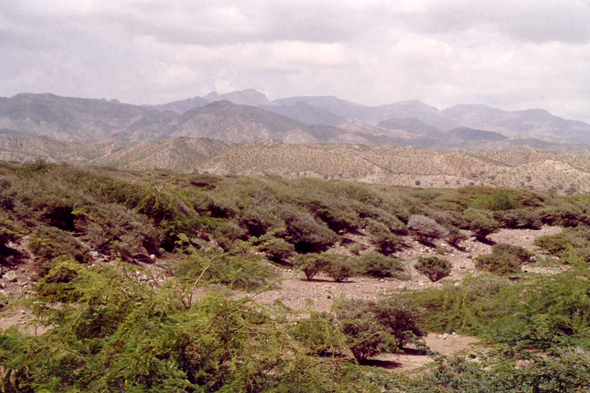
[1,0,590,122]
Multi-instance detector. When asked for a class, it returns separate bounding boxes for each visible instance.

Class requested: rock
[150,254,156,261]
[3,271,18,282]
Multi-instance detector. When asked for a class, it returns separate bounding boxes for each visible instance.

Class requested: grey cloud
[400,0,590,44]
[0,0,589,124]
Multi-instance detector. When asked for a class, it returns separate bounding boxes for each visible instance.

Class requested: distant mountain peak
[203,89,270,106]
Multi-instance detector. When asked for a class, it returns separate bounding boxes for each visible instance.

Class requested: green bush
[308,200,360,233]
[534,227,590,256]
[279,208,339,253]
[293,253,329,281]
[495,209,543,229]
[410,260,590,352]
[347,242,363,255]
[415,256,452,282]
[29,226,91,266]
[258,237,295,264]
[463,209,500,240]
[539,204,588,227]
[365,219,404,255]
[237,206,281,237]
[472,190,520,211]
[75,204,162,259]
[407,215,448,244]
[175,249,277,291]
[474,243,531,274]
[291,311,343,356]
[0,262,375,393]
[322,254,357,282]
[0,215,22,248]
[357,252,406,278]
[334,297,425,361]
[445,226,468,248]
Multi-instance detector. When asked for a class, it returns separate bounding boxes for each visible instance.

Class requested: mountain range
[1,89,590,148]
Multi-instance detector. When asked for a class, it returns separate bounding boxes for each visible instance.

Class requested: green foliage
[357,252,407,279]
[0,215,22,248]
[407,215,448,244]
[415,256,452,282]
[293,253,329,281]
[472,190,520,211]
[534,226,590,256]
[322,254,357,282]
[347,242,363,255]
[0,262,379,393]
[2,163,590,391]
[334,297,425,361]
[463,208,500,240]
[494,208,543,229]
[410,258,590,350]
[75,204,162,259]
[291,311,345,356]
[258,237,295,264]
[474,243,531,274]
[294,253,357,282]
[308,199,360,233]
[411,349,590,393]
[174,236,278,291]
[365,219,404,255]
[279,208,339,253]
[445,226,468,248]
[29,227,91,274]
[539,203,589,227]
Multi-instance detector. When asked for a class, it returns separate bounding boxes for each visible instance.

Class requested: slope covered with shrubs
[1,161,590,391]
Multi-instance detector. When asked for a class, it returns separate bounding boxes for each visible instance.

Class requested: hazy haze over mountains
[2,89,590,148]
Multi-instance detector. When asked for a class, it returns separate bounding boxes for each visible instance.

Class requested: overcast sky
[1,0,590,121]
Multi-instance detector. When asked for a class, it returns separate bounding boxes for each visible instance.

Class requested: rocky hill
[2,90,590,146]
[4,132,590,194]
[0,135,233,169]
[194,140,590,194]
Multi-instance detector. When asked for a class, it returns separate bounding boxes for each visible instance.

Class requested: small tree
[323,254,356,282]
[475,243,531,274]
[334,297,425,362]
[407,215,448,244]
[258,237,295,264]
[365,219,404,255]
[414,256,452,282]
[293,254,328,280]
[464,209,500,240]
[357,252,406,279]
[446,226,468,248]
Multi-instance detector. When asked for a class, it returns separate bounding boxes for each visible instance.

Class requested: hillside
[4,133,590,194]
[0,135,233,169]
[1,162,589,391]
[195,141,590,194]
